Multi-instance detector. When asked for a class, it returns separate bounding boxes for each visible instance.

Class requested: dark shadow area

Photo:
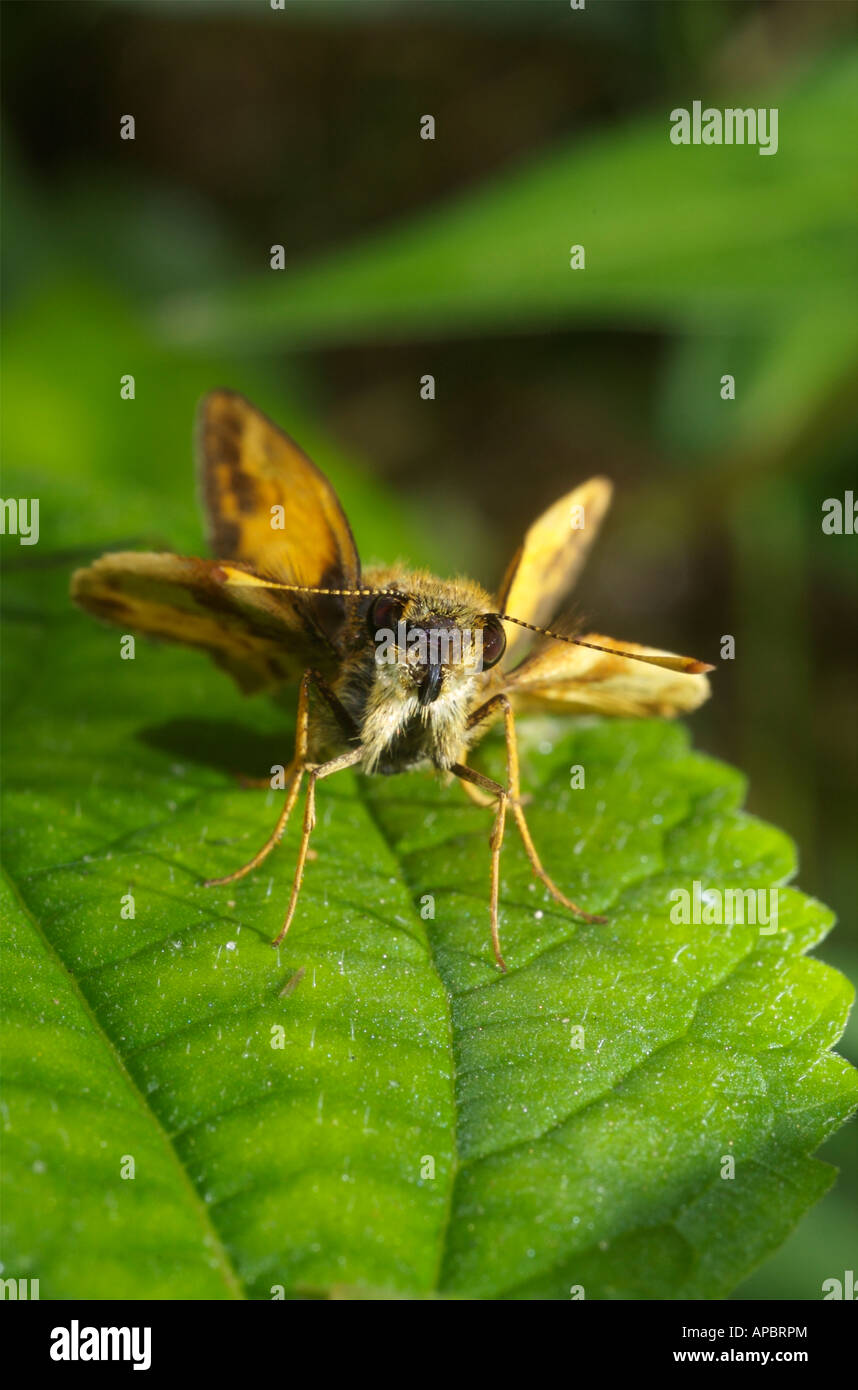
[138,717,291,780]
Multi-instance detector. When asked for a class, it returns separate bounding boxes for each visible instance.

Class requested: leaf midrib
[356,781,461,1297]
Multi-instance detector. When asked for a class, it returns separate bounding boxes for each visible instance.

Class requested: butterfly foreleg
[272,744,365,947]
[466,695,607,943]
[457,766,496,807]
[204,667,357,889]
[450,761,510,972]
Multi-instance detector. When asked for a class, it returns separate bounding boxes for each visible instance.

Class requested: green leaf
[2,553,855,1300]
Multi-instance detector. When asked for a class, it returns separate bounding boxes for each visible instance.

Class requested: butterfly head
[346,582,505,772]
[365,590,507,707]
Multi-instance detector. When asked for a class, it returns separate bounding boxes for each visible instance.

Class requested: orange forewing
[73,392,367,691]
[197,389,360,597]
[496,477,613,666]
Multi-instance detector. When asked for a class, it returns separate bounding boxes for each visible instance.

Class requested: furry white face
[360,654,481,772]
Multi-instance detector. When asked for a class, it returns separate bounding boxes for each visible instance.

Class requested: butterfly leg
[204,668,356,888]
[457,757,531,808]
[457,769,495,808]
[466,694,607,928]
[272,745,365,947]
[450,762,510,972]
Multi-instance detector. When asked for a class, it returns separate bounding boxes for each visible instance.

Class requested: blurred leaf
[2,548,855,1298]
[0,279,446,573]
[160,53,858,349]
[657,305,858,465]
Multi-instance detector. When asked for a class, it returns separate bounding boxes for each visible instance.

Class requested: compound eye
[480,615,507,670]
[368,593,405,634]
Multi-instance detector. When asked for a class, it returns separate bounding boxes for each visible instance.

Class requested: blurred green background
[2,0,856,1298]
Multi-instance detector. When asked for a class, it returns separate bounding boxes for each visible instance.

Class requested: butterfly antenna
[215,565,406,602]
[495,612,714,675]
[218,566,713,674]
